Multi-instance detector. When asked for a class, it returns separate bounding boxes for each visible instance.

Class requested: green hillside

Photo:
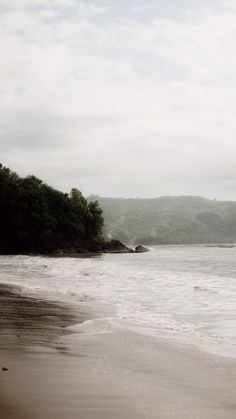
[88,195,236,245]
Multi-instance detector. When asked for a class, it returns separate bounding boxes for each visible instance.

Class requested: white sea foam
[0,245,236,358]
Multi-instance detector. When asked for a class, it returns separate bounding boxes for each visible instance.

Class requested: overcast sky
[1,0,236,199]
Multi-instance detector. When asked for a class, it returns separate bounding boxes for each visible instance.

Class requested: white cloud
[1,0,236,199]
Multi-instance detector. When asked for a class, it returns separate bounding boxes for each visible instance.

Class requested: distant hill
[88,195,236,245]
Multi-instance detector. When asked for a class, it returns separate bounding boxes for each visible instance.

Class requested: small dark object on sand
[2,367,8,371]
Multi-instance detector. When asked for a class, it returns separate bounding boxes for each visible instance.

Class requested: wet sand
[0,284,236,419]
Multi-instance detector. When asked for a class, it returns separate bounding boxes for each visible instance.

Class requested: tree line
[0,164,104,253]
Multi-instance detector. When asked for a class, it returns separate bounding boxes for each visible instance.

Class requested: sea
[0,245,236,359]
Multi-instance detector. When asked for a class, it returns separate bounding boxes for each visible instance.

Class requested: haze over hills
[88,195,236,245]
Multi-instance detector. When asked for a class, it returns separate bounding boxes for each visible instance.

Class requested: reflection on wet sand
[0,284,86,352]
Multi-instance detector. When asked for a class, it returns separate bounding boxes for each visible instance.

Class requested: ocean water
[0,245,236,358]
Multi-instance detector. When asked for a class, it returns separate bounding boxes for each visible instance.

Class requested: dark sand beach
[0,284,236,419]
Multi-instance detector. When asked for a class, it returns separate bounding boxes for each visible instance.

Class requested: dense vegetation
[0,164,104,253]
[89,195,236,245]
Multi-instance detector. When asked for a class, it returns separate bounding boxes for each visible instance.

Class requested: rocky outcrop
[135,245,150,253]
[41,240,150,255]
[93,239,134,253]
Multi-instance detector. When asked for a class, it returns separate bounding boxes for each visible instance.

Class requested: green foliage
[89,195,236,245]
[0,164,104,253]
[86,200,104,240]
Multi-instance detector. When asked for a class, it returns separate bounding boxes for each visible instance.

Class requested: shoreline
[1,283,236,418]
[0,240,150,257]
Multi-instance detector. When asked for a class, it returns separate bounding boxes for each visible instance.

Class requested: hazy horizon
[1,0,236,199]
[88,193,231,202]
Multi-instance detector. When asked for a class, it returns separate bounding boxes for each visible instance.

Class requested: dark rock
[135,245,150,253]
[2,367,8,371]
[99,239,134,253]
[45,239,135,255]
